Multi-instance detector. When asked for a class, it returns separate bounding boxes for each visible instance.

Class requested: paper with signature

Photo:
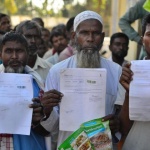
[60,68,106,131]
[0,73,33,135]
[130,60,150,121]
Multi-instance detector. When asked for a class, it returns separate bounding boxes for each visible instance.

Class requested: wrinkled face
[74,19,104,68]
[143,24,150,59]
[109,37,128,59]
[0,16,11,32]
[0,41,28,73]
[22,27,41,56]
[74,19,104,53]
[52,35,68,54]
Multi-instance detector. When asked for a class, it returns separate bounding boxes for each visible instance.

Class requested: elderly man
[41,10,124,148]
[0,32,48,150]
[15,20,52,83]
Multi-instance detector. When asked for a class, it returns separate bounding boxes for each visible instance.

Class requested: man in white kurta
[41,10,125,149]
[44,55,124,147]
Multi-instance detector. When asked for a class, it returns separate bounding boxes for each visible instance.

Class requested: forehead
[52,35,65,40]
[113,37,128,43]
[77,19,103,32]
[2,41,25,49]
[22,27,40,35]
[42,30,50,35]
[145,24,150,32]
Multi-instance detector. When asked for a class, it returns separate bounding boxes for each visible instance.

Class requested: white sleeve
[40,107,59,132]
[41,66,60,149]
[115,83,126,106]
[41,66,59,131]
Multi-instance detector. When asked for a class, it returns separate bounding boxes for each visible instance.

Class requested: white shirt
[43,49,53,60]
[33,55,53,83]
[46,53,59,65]
[42,55,125,148]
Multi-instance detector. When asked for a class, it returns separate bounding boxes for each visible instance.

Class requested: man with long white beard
[0,32,49,150]
[40,10,125,149]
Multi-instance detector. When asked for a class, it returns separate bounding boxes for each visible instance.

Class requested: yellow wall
[11,16,68,30]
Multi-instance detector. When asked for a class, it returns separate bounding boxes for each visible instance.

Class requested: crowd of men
[0,1,150,149]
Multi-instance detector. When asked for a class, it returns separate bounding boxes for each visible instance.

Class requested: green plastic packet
[58,127,93,150]
[143,0,150,12]
[81,118,113,150]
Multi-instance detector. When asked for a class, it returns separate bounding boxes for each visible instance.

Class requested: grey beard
[77,50,100,68]
[5,66,24,73]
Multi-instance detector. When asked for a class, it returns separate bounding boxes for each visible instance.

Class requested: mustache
[58,44,66,49]
[83,45,99,49]
[8,60,23,66]
[28,45,37,55]
[76,44,101,52]
[28,45,37,50]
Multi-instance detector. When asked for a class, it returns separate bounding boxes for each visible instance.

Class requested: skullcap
[73,10,103,31]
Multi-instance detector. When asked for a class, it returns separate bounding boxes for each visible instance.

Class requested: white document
[0,73,33,135]
[130,60,150,121]
[60,68,106,131]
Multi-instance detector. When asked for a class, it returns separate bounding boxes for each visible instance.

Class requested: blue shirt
[13,79,46,150]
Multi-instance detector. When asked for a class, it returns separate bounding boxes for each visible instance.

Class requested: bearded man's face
[73,19,104,68]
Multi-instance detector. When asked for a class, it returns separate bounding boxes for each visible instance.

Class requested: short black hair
[0,31,28,52]
[50,29,67,44]
[41,27,50,33]
[0,13,9,21]
[142,13,150,36]
[110,32,129,45]
[66,17,75,32]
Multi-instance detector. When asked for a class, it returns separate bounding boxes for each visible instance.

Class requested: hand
[102,114,120,135]
[119,63,133,92]
[41,89,64,119]
[29,98,44,126]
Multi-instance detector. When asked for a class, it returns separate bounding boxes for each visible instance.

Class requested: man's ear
[101,32,105,45]
[70,31,76,40]
[109,45,112,52]
[141,36,144,46]
[127,46,129,51]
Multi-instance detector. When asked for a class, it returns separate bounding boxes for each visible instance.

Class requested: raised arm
[119,63,134,139]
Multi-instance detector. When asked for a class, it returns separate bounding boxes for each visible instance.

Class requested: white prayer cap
[73,10,103,31]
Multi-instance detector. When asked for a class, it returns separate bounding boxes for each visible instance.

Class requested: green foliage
[0,0,111,35]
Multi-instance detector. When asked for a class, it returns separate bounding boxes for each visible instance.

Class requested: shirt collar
[33,55,48,70]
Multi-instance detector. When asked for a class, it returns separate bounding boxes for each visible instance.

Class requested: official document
[130,60,150,121]
[0,73,33,135]
[60,68,106,131]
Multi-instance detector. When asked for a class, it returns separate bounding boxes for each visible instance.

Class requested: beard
[4,60,25,73]
[113,51,127,60]
[5,66,24,73]
[74,39,101,68]
[28,45,38,56]
[77,50,100,68]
